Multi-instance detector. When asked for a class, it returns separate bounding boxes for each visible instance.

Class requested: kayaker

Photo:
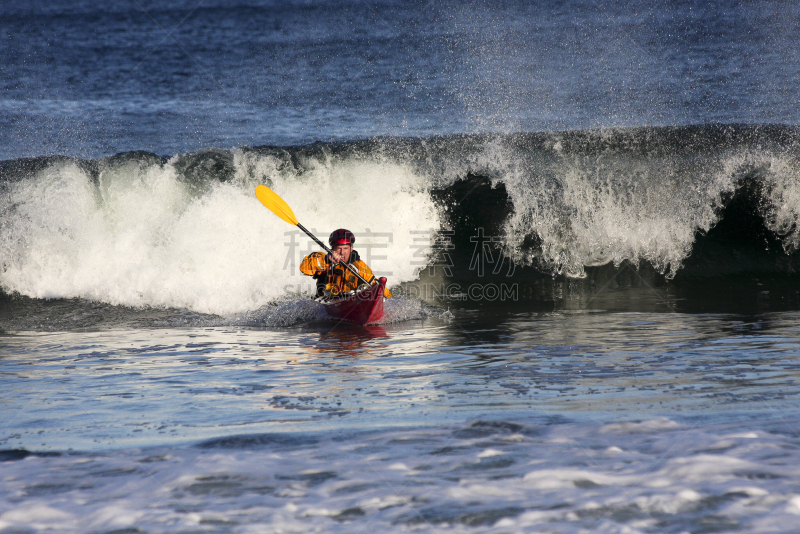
[300,229,393,298]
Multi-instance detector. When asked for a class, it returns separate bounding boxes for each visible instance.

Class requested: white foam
[522,468,624,488]
[0,152,440,315]
[441,141,800,279]
[256,298,328,327]
[737,151,800,252]
[5,143,800,314]
[786,495,800,514]
[2,417,800,533]
[600,417,681,434]
[0,504,73,524]
[498,141,734,277]
[378,296,438,323]
[661,454,759,483]
[724,431,760,439]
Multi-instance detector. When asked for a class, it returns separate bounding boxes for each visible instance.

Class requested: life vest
[299,250,393,298]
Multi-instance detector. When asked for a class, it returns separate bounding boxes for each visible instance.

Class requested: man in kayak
[300,229,393,298]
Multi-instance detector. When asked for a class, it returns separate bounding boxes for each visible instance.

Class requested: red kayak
[318,277,387,325]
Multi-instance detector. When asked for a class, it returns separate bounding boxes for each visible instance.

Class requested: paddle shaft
[296,222,372,287]
[254,184,374,288]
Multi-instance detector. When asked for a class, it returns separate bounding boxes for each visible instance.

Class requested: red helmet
[329,228,355,246]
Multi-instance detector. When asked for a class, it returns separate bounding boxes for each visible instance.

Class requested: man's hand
[329,250,343,264]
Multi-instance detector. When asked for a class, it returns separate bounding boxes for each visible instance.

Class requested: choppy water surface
[4,0,800,531]
[2,312,800,532]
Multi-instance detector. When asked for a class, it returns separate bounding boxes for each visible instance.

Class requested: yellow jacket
[300,251,393,298]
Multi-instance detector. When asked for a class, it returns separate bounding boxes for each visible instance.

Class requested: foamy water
[0,152,440,315]
[5,133,800,317]
[2,418,799,533]
[2,312,800,533]
[6,2,800,533]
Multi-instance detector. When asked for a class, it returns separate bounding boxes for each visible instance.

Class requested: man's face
[333,243,352,263]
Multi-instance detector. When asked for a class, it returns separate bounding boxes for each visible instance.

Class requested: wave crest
[3,125,800,314]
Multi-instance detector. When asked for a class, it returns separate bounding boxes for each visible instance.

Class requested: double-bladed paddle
[255,184,372,287]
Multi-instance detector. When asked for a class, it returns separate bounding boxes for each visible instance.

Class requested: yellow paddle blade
[255,184,298,226]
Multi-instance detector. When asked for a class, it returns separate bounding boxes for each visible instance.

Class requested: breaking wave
[3,124,800,316]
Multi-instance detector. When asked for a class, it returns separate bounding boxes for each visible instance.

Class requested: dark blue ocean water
[3,2,800,532]
[3,0,800,159]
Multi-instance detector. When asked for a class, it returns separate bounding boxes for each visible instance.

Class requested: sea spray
[499,144,733,278]
[0,151,441,315]
[4,126,800,317]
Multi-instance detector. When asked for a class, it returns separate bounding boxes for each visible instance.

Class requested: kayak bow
[317,277,387,325]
